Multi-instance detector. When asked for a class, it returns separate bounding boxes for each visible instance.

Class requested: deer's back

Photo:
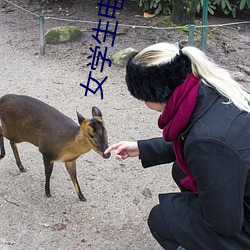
[0,94,79,148]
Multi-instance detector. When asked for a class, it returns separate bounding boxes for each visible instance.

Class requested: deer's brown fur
[0,94,110,201]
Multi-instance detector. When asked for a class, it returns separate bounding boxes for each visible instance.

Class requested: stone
[142,187,152,198]
[112,47,138,67]
[44,26,82,44]
[231,71,247,82]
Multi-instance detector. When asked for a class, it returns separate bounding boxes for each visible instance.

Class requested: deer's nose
[103,152,111,159]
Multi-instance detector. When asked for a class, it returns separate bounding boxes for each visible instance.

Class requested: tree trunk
[171,0,198,25]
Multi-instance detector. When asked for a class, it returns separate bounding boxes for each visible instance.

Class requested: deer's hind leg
[0,126,5,159]
[43,155,54,198]
[10,141,26,172]
[65,160,86,202]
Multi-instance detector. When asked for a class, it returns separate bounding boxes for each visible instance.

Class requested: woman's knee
[148,205,179,249]
[148,204,161,233]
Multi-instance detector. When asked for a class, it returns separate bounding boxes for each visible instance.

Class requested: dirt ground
[0,0,249,249]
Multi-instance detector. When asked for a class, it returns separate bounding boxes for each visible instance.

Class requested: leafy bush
[136,0,250,18]
[136,0,172,15]
[198,0,250,18]
[196,0,216,15]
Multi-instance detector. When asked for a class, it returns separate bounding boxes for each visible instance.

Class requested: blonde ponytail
[181,46,250,112]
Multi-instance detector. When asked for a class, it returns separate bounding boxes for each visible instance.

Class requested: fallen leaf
[143,12,155,18]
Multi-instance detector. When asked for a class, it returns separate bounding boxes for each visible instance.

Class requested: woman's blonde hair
[134,42,250,113]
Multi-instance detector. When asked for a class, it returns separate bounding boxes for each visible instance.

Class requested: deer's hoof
[79,196,87,202]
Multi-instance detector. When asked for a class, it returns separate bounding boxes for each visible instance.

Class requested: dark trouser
[148,162,250,250]
[148,162,188,250]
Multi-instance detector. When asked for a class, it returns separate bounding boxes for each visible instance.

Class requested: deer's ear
[76,111,85,125]
[92,106,102,118]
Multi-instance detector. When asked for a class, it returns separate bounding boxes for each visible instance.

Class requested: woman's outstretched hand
[104,141,139,160]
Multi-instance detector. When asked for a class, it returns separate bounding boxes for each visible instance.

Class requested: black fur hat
[125,52,192,103]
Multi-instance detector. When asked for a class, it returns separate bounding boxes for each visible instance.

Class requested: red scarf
[158,73,201,194]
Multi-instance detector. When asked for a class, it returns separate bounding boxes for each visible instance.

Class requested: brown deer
[0,94,110,201]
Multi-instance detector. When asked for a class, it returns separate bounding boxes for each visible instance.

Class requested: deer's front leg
[65,160,86,202]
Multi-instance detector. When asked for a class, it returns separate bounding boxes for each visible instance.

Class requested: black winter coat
[138,84,250,250]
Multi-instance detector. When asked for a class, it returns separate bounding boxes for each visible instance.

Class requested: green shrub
[135,0,250,18]
[136,0,172,15]
[199,0,250,18]
[196,0,216,15]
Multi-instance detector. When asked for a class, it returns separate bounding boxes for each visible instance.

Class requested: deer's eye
[89,133,94,139]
